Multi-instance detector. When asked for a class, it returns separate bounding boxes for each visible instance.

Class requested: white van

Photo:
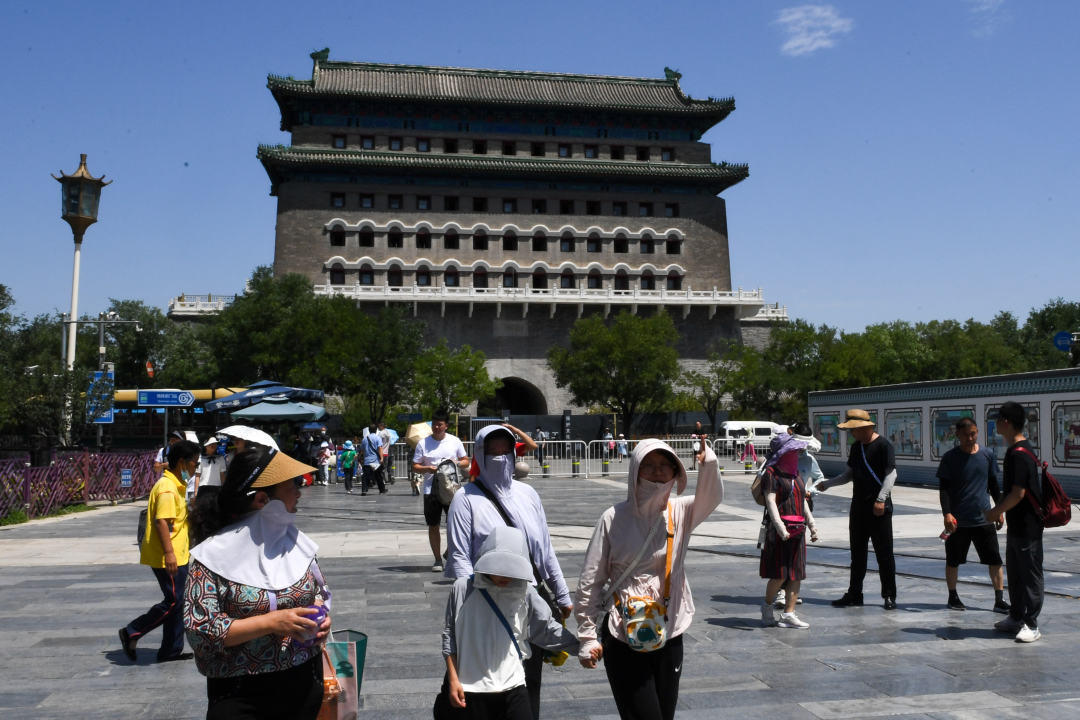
[717,421,787,450]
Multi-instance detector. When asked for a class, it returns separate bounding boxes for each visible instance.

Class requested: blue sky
[2,0,1076,332]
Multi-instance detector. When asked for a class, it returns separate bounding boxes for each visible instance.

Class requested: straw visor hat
[243,446,317,490]
[837,409,876,429]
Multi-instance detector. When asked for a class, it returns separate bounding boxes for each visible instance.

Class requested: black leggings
[205,656,323,720]
[601,622,683,720]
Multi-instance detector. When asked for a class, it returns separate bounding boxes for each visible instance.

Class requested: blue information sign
[120,469,133,488]
[138,390,195,407]
[88,370,115,424]
[1053,331,1073,352]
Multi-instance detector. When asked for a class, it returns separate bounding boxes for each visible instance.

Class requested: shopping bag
[316,630,366,720]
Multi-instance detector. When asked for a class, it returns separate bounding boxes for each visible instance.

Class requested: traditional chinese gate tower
[259,49,784,413]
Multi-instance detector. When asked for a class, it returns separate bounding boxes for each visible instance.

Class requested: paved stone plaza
[2,460,1079,719]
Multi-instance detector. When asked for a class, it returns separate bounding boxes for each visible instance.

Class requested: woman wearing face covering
[446,424,573,720]
[759,434,819,629]
[183,445,332,720]
[574,438,721,720]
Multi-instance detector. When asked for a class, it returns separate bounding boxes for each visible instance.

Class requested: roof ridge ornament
[311,47,330,84]
[663,67,682,82]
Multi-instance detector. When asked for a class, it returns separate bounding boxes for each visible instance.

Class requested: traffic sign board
[88,370,115,424]
[119,469,133,488]
[138,389,195,407]
[1054,331,1073,352]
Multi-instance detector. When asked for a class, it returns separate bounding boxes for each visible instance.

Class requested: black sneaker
[831,592,864,608]
[993,599,1011,614]
[883,597,897,610]
[118,628,137,661]
[948,595,966,611]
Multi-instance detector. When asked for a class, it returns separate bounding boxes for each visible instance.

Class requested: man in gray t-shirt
[937,417,1008,613]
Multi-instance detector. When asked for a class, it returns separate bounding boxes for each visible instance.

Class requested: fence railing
[0,451,157,521]
[374,437,766,483]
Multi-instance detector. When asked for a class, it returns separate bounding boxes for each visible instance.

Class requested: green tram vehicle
[808,368,1080,495]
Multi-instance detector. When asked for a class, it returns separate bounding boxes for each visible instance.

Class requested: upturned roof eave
[256,145,748,193]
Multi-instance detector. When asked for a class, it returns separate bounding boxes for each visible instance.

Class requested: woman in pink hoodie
[574,438,722,720]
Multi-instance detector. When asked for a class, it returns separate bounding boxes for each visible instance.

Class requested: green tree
[1020,298,1080,370]
[412,339,500,414]
[548,311,679,435]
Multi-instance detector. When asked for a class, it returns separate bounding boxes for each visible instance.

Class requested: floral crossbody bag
[609,503,675,652]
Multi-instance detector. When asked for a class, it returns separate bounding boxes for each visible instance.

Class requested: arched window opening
[445,267,460,287]
[416,228,432,249]
[502,268,518,288]
[358,227,375,247]
[359,264,374,286]
[614,270,630,292]
[416,267,432,286]
[532,269,548,289]
[587,270,602,289]
[666,273,682,291]
[387,266,403,288]
[560,270,576,289]
[329,263,346,286]
[474,268,489,289]
[444,229,460,250]
[641,271,656,290]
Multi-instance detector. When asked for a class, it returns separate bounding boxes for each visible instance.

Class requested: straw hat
[837,409,875,429]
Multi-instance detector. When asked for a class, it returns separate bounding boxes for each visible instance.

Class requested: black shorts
[423,491,448,527]
[945,525,1003,567]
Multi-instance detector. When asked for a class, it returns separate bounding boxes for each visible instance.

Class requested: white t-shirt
[198,454,225,488]
[412,434,467,495]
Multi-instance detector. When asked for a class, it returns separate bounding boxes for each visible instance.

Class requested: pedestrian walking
[937,417,1009,613]
[377,421,394,487]
[193,435,225,503]
[617,434,629,462]
[437,526,580,720]
[575,438,721,720]
[412,409,470,572]
[339,439,358,494]
[446,424,571,720]
[316,441,332,485]
[184,445,331,719]
[984,401,1044,642]
[759,434,818,629]
[816,409,898,610]
[361,423,386,495]
[119,439,200,664]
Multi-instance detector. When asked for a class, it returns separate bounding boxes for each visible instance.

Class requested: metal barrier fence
[0,451,157,521]
[379,437,764,482]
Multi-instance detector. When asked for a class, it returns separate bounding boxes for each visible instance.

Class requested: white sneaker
[994,616,1023,634]
[760,603,777,627]
[431,561,443,573]
[773,590,786,607]
[777,612,810,629]
[1015,624,1041,643]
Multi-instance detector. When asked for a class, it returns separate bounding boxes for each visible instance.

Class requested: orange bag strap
[661,503,674,609]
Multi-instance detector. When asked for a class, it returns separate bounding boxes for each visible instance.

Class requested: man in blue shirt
[361,423,385,495]
[937,417,1008,613]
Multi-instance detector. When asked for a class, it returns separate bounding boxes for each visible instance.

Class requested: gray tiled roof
[268,58,734,116]
[257,145,749,191]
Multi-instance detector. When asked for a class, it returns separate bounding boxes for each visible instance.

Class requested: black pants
[362,464,385,493]
[522,644,544,720]
[435,679,532,720]
[848,501,896,599]
[601,623,683,720]
[126,564,188,661]
[342,465,356,492]
[1006,529,1044,628]
[206,656,322,720]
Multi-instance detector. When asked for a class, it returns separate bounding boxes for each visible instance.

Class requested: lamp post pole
[54,154,110,445]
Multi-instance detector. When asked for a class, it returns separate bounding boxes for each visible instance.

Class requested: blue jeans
[126,563,188,660]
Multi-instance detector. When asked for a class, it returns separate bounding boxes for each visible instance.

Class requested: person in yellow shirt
[119,440,200,663]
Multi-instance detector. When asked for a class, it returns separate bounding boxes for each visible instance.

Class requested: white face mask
[635,477,672,516]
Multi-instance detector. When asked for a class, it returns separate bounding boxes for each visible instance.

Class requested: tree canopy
[548,311,679,435]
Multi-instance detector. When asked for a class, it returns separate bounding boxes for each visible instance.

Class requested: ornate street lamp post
[54,154,110,371]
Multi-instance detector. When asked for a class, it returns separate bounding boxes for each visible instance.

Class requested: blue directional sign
[138,389,195,407]
[1053,331,1073,352]
[87,370,115,424]
[119,469,133,488]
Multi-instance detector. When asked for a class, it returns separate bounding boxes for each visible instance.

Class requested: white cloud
[775,5,855,57]
[965,0,1008,38]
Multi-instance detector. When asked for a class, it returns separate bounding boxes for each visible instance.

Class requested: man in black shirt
[936,417,1008,613]
[984,401,1043,643]
[817,409,898,610]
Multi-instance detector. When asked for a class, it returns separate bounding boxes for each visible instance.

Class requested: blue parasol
[228,397,328,422]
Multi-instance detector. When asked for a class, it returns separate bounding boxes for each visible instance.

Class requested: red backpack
[1014,447,1072,528]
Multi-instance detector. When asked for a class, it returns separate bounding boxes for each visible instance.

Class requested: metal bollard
[602,458,610,476]
[572,458,580,475]
[542,463,550,477]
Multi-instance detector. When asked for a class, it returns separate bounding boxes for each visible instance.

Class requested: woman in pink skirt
[759,434,819,629]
